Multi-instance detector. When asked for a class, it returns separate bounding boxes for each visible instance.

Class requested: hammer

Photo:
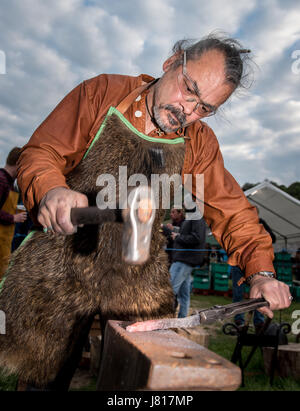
[70,185,156,265]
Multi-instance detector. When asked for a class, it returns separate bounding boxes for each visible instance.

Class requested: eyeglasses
[177,51,217,117]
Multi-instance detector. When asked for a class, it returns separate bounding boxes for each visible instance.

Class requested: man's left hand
[249,276,292,318]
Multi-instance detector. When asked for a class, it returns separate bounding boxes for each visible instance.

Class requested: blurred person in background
[161,207,185,266]
[169,199,206,318]
[0,147,27,278]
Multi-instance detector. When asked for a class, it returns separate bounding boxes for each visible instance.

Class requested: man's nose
[182,99,198,116]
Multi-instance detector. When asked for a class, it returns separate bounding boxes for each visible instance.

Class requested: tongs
[126,298,269,332]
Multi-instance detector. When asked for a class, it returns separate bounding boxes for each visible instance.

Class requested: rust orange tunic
[17,74,275,279]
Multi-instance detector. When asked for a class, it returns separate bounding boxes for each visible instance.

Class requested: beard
[152,104,187,133]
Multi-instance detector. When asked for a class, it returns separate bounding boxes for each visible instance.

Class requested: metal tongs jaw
[196,298,269,324]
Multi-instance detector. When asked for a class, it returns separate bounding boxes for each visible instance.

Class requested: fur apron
[0,107,186,386]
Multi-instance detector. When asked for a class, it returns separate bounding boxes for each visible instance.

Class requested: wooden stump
[263,343,300,379]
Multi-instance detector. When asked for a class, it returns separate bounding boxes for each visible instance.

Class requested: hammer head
[121,185,156,265]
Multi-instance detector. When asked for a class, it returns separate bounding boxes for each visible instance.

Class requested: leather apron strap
[116,80,156,115]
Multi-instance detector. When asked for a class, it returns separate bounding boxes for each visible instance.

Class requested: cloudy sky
[0,0,299,187]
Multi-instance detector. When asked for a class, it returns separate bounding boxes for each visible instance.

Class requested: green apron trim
[0,275,5,293]
[0,230,36,293]
[84,106,185,160]
[19,230,36,247]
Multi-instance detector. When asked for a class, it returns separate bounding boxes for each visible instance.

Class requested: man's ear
[162,52,182,73]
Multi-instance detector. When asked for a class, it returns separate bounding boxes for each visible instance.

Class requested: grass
[70,376,97,392]
[1,294,299,391]
[191,293,300,391]
[0,370,18,391]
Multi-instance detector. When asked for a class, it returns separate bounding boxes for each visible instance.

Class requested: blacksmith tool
[126,298,269,332]
[70,185,155,265]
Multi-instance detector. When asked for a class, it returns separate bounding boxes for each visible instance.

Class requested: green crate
[276,266,292,275]
[277,270,293,277]
[244,285,250,293]
[277,271,292,279]
[277,275,293,283]
[213,277,229,285]
[274,261,293,267]
[192,267,207,273]
[194,276,210,284]
[210,263,229,274]
[213,278,229,291]
[214,284,229,291]
[277,279,293,285]
[292,286,300,302]
[193,275,210,281]
[192,269,210,278]
[193,277,211,290]
[275,252,291,262]
[213,272,230,280]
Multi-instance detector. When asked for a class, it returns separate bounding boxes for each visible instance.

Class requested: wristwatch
[245,271,276,285]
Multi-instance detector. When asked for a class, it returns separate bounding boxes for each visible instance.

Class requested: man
[15,34,291,386]
[0,147,27,277]
[18,34,291,317]
[167,208,185,233]
[161,208,185,265]
[169,207,206,318]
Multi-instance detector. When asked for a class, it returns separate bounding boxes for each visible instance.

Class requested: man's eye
[184,80,194,94]
[201,105,208,112]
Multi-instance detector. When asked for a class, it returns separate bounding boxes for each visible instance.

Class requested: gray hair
[171,33,254,91]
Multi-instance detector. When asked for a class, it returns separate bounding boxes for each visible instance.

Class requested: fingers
[14,212,28,223]
[38,205,57,233]
[282,283,292,307]
[18,212,27,222]
[38,187,88,235]
[56,203,76,234]
[249,276,292,318]
[250,286,274,318]
[258,307,274,318]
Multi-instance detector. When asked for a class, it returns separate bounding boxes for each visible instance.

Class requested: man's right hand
[38,187,88,235]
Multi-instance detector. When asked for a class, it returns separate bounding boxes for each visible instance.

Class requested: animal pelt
[0,113,186,387]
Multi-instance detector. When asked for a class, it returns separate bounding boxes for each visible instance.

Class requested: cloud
[0,0,299,188]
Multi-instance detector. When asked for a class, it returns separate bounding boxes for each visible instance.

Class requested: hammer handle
[70,207,121,226]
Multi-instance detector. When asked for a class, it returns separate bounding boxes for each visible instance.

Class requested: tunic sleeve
[17,79,99,216]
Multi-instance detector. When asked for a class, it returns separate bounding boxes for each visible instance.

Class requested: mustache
[162,105,186,126]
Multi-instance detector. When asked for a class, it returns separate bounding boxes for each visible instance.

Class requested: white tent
[244,181,300,253]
